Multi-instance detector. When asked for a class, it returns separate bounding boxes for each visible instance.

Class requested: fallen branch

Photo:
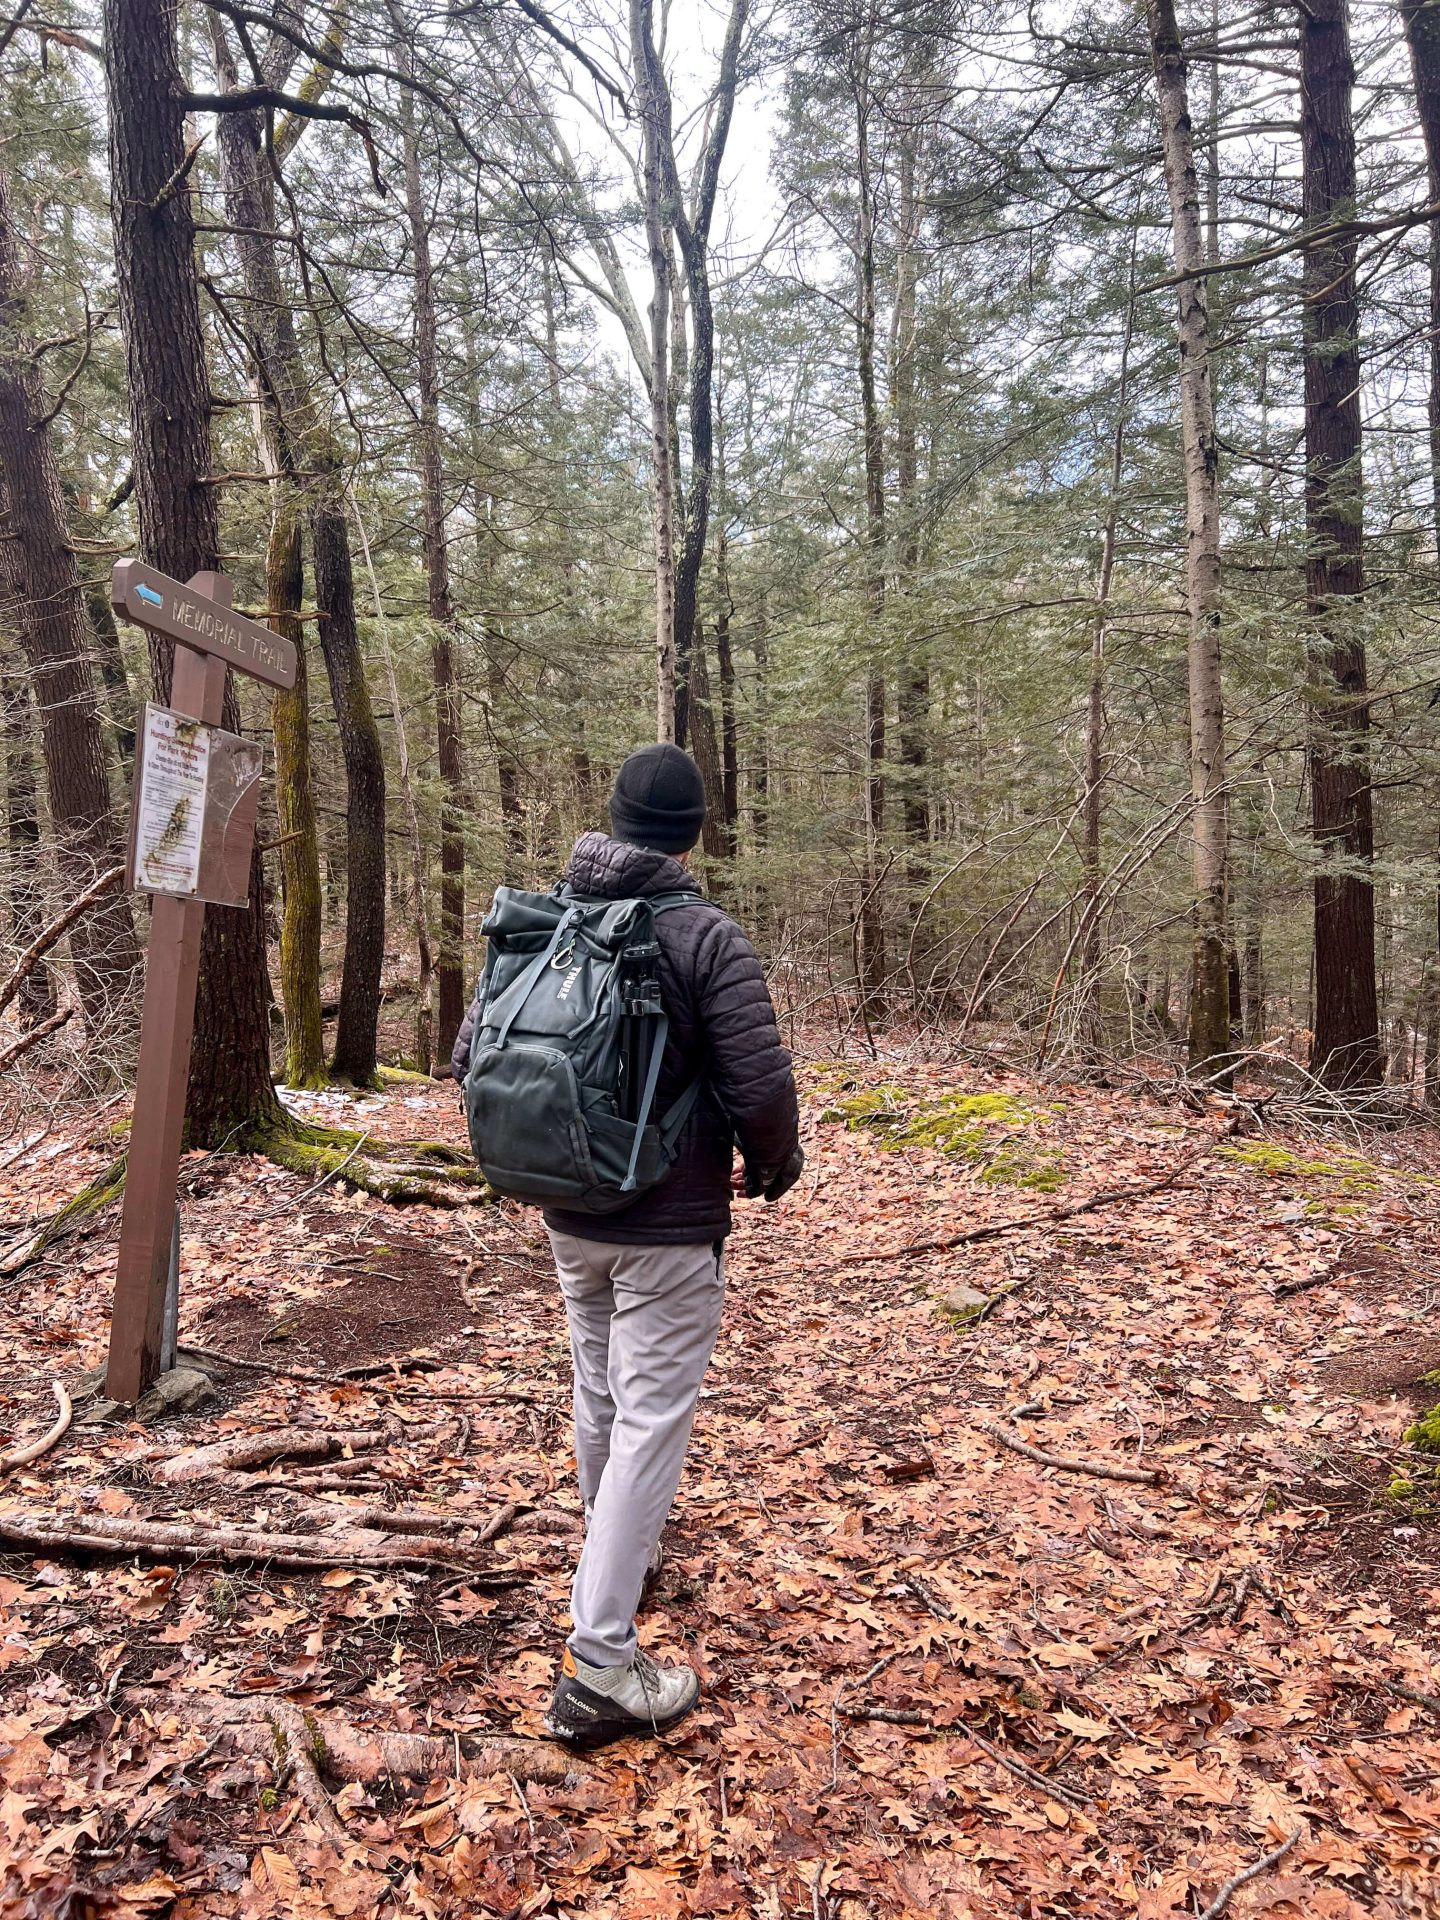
[0,864,124,1021]
[1383,1675,1440,1714]
[0,1505,519,1576]
[1195,1828,1302,1920]
[849,1148,1209,1262]
[840,1703,1089,1810]
[0,1383,73,1471]
[0,1005,73,1076]
[126,1688,568,1788]
[150,1425,388,1484]
[981,1419,1162,1487]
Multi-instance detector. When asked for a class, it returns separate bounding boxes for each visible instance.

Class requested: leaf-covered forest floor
[0,1061,1438,1918]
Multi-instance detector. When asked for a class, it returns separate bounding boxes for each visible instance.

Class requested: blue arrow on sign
[136,583,163,607]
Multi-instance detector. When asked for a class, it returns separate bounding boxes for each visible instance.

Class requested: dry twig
[980,1419,1161,1487]
[1194,1828,1302,1920]
[839,1703,1089,1809]
[848,1147,1209,1263]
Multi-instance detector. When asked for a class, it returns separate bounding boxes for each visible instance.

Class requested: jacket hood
[563,831,702,902]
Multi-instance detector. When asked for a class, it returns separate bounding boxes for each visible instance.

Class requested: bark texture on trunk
[1300,0,1381,1090]
[104,0,279,1143]
[310,492,386,1084]
[894,117,929,856]
[209,18,325,1088]
[855,52,886,1014]
[660,0,749,752]
[1147,0,1231,1074]
[0,158,141,1045]
[631,0,677,742]
[266,505,324,1086]
[1401,0,1440,1111]
[394,44,465,1065]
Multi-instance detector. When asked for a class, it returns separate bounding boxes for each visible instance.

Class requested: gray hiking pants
[547,1228,726,1669]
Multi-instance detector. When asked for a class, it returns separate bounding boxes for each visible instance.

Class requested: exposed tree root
[0,1383,73,1471]
[0,1106,488,1281]
[124,1690,569,1849]
[0,1505,524,1576]
[128,1687,569,1787]
[0,1154,126,1276]
[253,1117,489,1206]
[150,1425,389,1485]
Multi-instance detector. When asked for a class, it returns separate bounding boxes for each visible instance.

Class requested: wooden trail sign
[111,560,297,691]
[105,565,281,1405]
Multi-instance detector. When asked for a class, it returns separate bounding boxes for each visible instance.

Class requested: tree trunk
[0,644,56,1026]
[104,0,279,1143]
[82,576,136,779]
[1401,0,1440,1112]
[266,506,324,1086]
[0,157,141,1046]
[687,628,728,862]
[713,562,739,853]
[854,54,886,1015]
[1079,237,1139,1044]
[393,45,465,1067]
[208,18,325,1089]
[1147,0,1231,1075]
[308,490,386,1084]
[658,0,750,754]
[351,491,432,1075]
[894,116,929,857]
[1300,0,1381,1091]
[630,0,677,742]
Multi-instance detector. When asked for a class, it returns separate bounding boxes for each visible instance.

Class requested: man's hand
[743,1144,805,1202]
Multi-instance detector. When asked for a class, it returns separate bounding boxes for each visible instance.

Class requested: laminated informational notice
[128,704,263,908]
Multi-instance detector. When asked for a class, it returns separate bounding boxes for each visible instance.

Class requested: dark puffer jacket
[450,832,799,1245]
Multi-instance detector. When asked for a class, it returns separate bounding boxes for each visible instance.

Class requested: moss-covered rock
[1403,1404,1440,1453]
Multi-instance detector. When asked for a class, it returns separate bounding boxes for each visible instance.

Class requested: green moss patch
[1217,1141,1378,1190]
[1403,1404,1440,1453]
[821,1086,1067,1191]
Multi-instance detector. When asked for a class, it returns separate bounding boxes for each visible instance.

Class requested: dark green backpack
[462,885,699,1212]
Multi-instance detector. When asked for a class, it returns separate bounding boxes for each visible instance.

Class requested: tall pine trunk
[1300,0,1381,1090]
[1401,0,1440,1110]
[0,157,141,1044]
[393,44,465,1066]
[631,0,677,741]
[311,488,387,1081]
[104,0,279,1143]
[854,39,886,1014]
[207,30,325,1088]
[1147,0,1231,1075]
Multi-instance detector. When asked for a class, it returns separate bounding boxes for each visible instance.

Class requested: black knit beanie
[608,744,706,854]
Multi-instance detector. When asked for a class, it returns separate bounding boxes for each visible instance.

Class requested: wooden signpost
[105,563,296,1406]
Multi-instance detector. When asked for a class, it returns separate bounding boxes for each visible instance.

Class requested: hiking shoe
[543,1646,700,1750]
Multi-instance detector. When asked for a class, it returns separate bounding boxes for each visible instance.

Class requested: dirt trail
[0,1065,1436,1916]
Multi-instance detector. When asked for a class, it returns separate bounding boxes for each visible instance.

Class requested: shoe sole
[543,1686,699,1752]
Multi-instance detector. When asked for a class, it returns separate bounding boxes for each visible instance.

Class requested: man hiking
[452,744,802,1749]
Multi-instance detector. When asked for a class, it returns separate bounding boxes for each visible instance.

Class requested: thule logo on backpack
[556,965,582,1003]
